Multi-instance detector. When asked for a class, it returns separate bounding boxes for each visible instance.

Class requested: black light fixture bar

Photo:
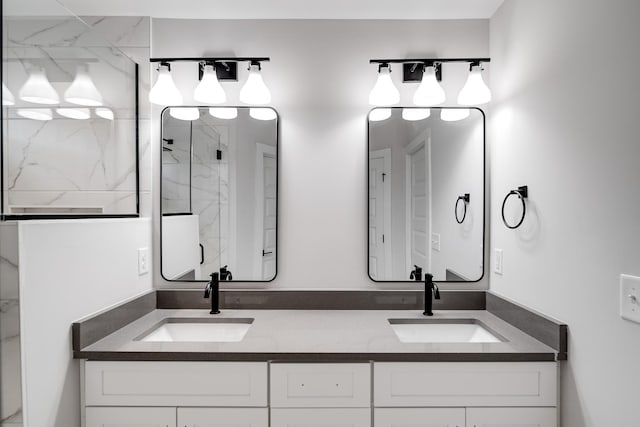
[370,58,490,65]
[150,57,270,82]
[150,57,270,63]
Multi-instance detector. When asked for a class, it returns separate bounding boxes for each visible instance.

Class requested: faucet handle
[433,283,441,300]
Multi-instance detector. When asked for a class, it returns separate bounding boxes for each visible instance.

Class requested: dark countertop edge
[74,351,556,363]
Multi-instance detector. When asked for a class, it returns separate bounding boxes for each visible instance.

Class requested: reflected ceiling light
[402,108,431,121]
[170,107,200,121]
[413,64,445,106]
[56,107,90,120]
[240,61,271,105]
[209,107,237,120]
[17,108,53,121]
[458,63,491,106]
[19,68,59,105]
[64,64,103,106]
[2,82,15,106]
[149,62,183,106]
[441,108,470,122]
[194,62,226,105]
[95,107,114,120]
[368,63,400,106]
[369,108,392,122]
[249,107,277,121]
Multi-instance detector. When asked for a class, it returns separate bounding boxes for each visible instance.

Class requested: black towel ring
[502,186,528,229]
[455,193,470,224]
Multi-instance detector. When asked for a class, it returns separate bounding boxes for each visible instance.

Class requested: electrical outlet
[620,274,640,324]
[431,233,441,251]
[494,248,503,275]
[138,247,150,276]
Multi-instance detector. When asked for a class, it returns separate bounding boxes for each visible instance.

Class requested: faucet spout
[204,272,221,314]
[423,273,440,316]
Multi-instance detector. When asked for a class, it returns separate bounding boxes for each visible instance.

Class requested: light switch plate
[431,233,441,252]
[494,248,503,275]
[138,247,150,276]
[620,274,640,324]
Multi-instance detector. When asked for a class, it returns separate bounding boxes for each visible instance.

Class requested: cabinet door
[177,408,268,427]
[86,407,176,427]
[375,408,465,427]
[466,408,557,427]
[271,408,371,427]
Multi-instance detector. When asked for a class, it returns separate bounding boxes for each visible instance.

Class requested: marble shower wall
[2,15,151,216]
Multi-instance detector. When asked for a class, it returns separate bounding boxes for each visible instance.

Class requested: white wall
[151,19,490,289]
[18,218,153,427]
[489,1,640,425]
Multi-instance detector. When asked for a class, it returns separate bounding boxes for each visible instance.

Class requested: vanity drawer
[178,408,268,427]
[85,361,267,406]
[270,363,371,407]
[86,407,177,427]
[374,362,557,407]
[271,408,371,427]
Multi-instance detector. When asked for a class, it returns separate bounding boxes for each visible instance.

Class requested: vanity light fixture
[240,61,271,105]
[209,107,238,120]
[249,107,277,121]
[149,62,183,106]
[441,108,470,122]
[369,108,392,122]
[413,64,445,106]
[402,108,431,121]
[95,107,114,120]
[17,108,53,121]
[56,107,91,120]
[19,67,60,105]
[368,63,400,106]
[458,62,491,106]
[194,62,226,104]
[2,82,15,106]
[64,64,103,106]
[170,107,200,121]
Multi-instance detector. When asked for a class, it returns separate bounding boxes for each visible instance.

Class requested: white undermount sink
[137,318,253,342]
[389,319,504,343]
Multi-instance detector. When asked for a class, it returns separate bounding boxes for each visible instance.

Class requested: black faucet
[409,265,422,281]
[204,272,221,314]
[423,273,440,316]
[220,265,233,281]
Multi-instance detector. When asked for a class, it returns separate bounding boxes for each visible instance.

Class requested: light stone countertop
[76,309,559,362]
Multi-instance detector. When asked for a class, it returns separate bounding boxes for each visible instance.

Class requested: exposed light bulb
[57,107,91,120]
[369,108,392,122]
[209,107,238,120]
[402,108,431,121]
[413,65,445,107]
[2,82,15,106]
[240,62,271,105]
[149,63,183,106]
[95,107,114,120]
[19,68,59,105]
[249,108,277,121]
[458,64,491,106]
[64,64,103,106]
[194,64,226,105]
[368,64,400,106]
[17,108,53,121]
[169,107,200,121]
[441,108,470,122]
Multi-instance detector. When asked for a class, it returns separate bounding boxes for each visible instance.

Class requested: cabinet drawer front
[178,408,268,427]
[86,407,176,427]
[270,363,371,408]
[271,408,371,427]
[375,408,465,427]
[466,407,557,427]
[374,363,557,407]
[85,361,267,406]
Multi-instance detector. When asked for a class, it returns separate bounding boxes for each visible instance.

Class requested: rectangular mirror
[368,107,485,282]
[161,106,278,282]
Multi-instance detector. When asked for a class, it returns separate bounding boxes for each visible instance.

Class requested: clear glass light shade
[413,66,445,106]
[2,82,15,106]
[441,108,470,122]
[64,65,103,106]
[17,108,53,121]
[402,108,431,121]
[95,107,114,120]
[457,65,491,105]
[369,108,392,122]
[209,107,238,120]
[368,66,400,106]
[57,107,90,120]
[170,107,200,121]
[19,68,59,105]
[240,64,271,105]
[249,108,277,121]
[149,65,183,106]
[194,65,226,104]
